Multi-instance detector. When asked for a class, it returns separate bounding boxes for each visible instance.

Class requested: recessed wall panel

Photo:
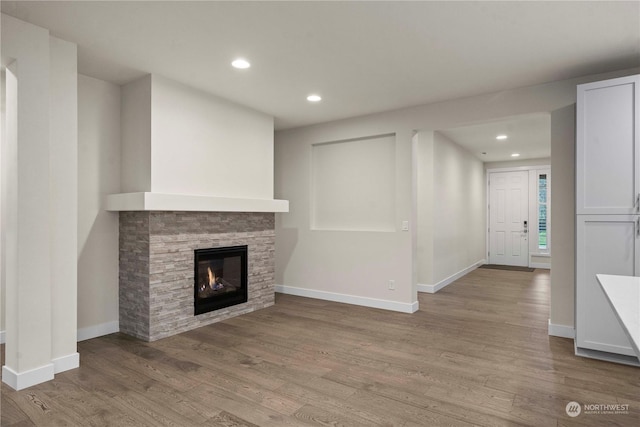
[312,134,396,231]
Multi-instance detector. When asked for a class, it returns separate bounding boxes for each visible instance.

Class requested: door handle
[523,220,528,234]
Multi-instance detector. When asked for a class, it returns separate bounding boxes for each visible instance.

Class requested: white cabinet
[576,216,639,356]
[576,75,640,215]
[575,74,640,364]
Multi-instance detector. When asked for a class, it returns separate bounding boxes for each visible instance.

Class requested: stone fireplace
[119,211,275,342]
[106,74,288,342]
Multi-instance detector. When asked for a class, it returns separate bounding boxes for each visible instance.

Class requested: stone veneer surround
[119,211,275,341]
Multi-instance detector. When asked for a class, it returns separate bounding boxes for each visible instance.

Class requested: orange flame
[207,267,216,287]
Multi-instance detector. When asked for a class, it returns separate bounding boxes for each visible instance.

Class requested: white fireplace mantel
[105,192,289,213]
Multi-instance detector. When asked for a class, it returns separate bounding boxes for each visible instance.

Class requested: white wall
[120,75,151,193]
[121,74,275,199]
[430,131,485,285]
[275,127,416,312]
[275,66,639,320]
[416,131,435,286]
[1,67,15,341]
[550,105,576,329]
[77,75,121,337]
[416,131,485,290]
[151,75,274,199]
[311,134,396,231]
[1,70,6,337]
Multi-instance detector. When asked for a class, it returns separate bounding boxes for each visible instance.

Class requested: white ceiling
[2,0,639,136]
[439,113,551,163]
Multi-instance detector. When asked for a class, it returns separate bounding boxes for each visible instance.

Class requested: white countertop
[596,274,640,359]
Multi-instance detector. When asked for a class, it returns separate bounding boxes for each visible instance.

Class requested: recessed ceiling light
[307,94,322,102]
[496,135,508,140]
[231,58,251,69]
[511,153,520,157]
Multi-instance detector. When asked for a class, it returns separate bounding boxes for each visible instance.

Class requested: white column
[49,36,79,374]
[1,14,54,390]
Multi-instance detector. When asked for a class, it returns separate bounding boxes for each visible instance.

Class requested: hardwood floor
[2,268,639,426]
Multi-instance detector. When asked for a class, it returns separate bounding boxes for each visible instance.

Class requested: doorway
[488,170,529,266]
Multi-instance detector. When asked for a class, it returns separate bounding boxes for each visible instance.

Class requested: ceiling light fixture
[496,135,508,140]
[307,94,322,102]
[511,153,520,157]
[231,58,251,69]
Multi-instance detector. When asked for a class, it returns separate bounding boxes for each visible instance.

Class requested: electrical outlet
[388,280,395,290]
[401,221,409,231]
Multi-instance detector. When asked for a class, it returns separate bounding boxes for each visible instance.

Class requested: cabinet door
[576,215,639,356]
[576,75,640,215]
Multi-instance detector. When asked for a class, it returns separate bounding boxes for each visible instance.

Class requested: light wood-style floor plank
[2,268,640,426]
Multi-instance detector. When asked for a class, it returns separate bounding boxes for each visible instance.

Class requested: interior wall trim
[418,259,486,294]
[275,285,418,313]
[52,352,80,374]
[548,320,575,339]
[2,363,55,391]
[77,321,120,342]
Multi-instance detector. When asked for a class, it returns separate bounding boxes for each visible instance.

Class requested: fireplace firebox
[194,245,248,315]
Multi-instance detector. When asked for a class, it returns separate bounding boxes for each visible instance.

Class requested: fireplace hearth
[119,211,275,342]
[194,245,248,315]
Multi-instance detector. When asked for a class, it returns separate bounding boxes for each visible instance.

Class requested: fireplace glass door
[194,245,248,315]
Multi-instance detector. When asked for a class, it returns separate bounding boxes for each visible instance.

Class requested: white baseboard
[2,322,118,345]
[77,321,119,342]
[417,283,432,293]
[1,353,78,390]
[418,259,486,293]
[52,352,80,374]
[275,285,419,313]
[548,320,575,338]
[2,363,55,391]
[409,300,419,313]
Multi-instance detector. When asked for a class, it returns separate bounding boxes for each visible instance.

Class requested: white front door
[489,171,529,266]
